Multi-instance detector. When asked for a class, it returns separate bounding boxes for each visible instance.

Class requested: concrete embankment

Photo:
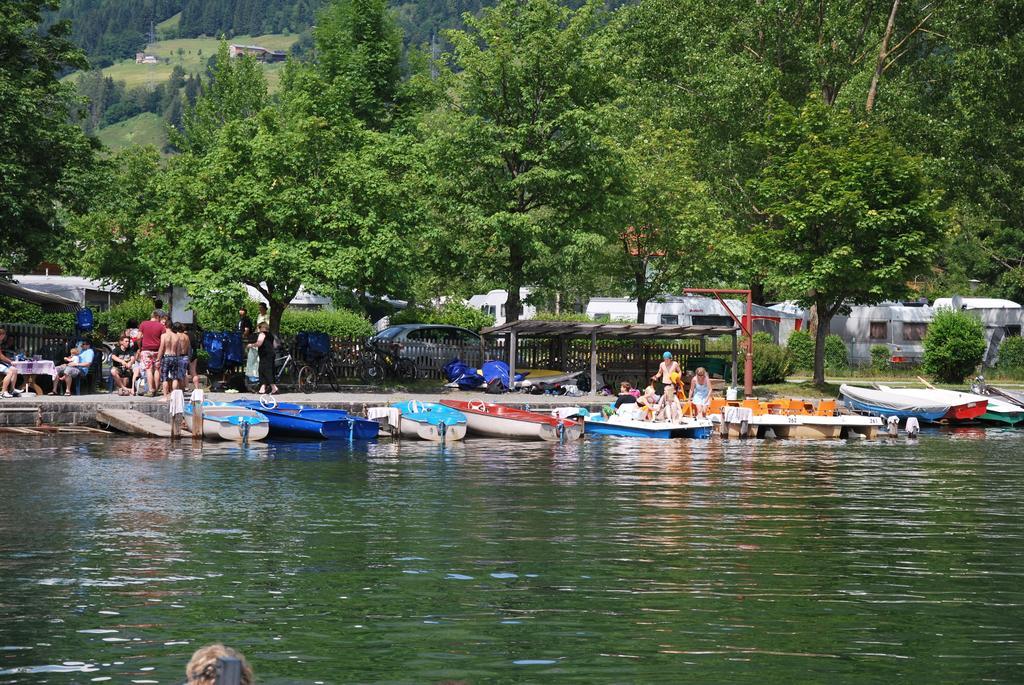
[0,391,604,431]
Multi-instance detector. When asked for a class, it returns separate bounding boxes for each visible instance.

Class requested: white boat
[584,414,713,439]
[712,406,882,439]
[367,401,469,442]
[440,400,583,441]
[184,402,270,442]
[840,384,955,422]
[881,386,1021,425]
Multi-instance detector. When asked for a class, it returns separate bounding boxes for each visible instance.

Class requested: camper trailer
[775,297,1023,366]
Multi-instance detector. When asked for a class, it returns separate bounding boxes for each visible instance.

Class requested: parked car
[370,324,485,379]
[371,324,483,346]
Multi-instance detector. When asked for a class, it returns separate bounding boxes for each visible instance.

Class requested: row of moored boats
[185,378,1024,444]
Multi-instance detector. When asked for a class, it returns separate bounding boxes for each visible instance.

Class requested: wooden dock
[96,409,184,438]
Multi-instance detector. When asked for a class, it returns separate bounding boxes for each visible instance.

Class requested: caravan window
[692,315,733,327]
[660,314,678,325]
[903,322,928,341]
[1005,325,1021,337]
[869,321,888,340]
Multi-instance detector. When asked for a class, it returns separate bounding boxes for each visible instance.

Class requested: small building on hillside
[135,53,159,64]
[229,44,287,62]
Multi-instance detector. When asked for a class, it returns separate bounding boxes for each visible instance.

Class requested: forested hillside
[54,0,490,65]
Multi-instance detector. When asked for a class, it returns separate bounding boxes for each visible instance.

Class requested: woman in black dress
[247,322,278,394]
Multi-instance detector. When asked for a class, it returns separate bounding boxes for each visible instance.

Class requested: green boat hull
[980,411,1024,426]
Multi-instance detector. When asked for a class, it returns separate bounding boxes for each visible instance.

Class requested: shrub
[870,344,891,373]
[824,334,848,371]
[741,335,791,385]
[0,299,74,331]
[94,295,158,336]
[279,308,374,338]
[391,300,495,332]
[786,330,814,370]
[998,336,1024,370]
[922,308,986,382]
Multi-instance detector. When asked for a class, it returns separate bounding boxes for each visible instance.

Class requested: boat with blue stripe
[584,413,713,439]
[232,399,378,440]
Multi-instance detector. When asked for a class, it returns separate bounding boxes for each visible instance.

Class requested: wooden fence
[0,322,72,359]
[311,336,732,384]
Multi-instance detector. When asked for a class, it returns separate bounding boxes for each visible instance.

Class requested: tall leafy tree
[751,100,940,384]
[172,39,268,153]
[603,123,733,322]
[421,0,616,322]
[0,0,95,271]
[314,0,403,129]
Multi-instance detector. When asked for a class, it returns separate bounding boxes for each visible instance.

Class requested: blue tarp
[296,331,331,361]
[444,359,485,390]
[203,332,244,371]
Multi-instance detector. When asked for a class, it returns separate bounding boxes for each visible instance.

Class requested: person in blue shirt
[54,340,95,395]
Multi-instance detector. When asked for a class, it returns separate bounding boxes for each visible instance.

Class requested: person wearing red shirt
[137,310,166,397]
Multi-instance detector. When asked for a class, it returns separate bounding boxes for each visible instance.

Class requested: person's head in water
[185,644,253,685]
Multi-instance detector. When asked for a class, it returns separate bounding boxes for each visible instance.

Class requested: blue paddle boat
[184,401,270,442]
[391,400,468,441]
[232,399,379,440]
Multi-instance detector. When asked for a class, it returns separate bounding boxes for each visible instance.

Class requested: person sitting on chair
[54,340,94,396]
[0,328,21,398]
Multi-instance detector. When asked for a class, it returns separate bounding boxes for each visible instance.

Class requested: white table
[12,359,57,395]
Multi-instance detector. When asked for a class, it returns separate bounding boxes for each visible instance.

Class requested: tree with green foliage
[602,123,733,322]
[315,0,403,130]
[997,336,1024,372]
[153,65,415,332]
[923,308,986,383]
[67,146,164,294]
[420,0,616,323]
[172,39,268,153]
[391,300,495,332]
[751,100,939,385]
[0,0,95,272]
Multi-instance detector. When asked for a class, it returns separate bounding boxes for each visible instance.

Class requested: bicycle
[245,349,316,394]
[363,340,418,383]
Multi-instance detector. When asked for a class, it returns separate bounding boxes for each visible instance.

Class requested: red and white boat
[439,400,583,441]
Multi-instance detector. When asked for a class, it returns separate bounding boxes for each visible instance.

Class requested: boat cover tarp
[840,384,950,414]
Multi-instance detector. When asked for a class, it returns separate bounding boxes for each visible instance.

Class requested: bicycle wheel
[324,359,341,392]
[360,360,387,384]
[296,364,317,394]
[395,357,418,381]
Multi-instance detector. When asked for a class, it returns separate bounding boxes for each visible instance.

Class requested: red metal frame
[684,288,755,396]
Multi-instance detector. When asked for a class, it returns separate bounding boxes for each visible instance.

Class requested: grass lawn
[75,34,297,89]
[754,381,843,399]
[96,112,168,151]
[156,12,181,39]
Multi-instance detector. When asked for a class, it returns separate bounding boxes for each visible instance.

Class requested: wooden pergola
[482,320,740,396]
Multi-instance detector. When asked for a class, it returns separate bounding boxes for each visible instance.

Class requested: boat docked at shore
[887,387,1023,426]
[233,399,379,440]
[184,401,270,442]
[969,379,1024,425]
[367,401,468,441]
[440,399,582,441]
[839,384,977,423]
[584,413,713,439]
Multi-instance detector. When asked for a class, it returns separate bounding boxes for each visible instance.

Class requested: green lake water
[0,430,1022,683]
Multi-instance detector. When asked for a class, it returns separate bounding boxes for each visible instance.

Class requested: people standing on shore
[248,322,278,394]
[256,302,269,329]
[138,310,165,397]
[0,328,21,398]
[651,351,681,394]
[173,322,192,388]
[237,307,254,341]
[109,335,137,395]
